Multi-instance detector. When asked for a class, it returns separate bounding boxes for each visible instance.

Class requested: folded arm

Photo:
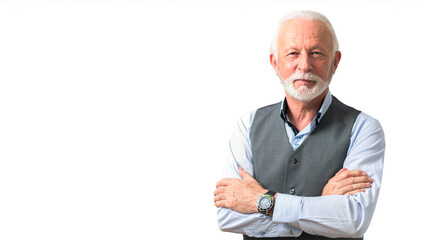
[274,115,385,238]
[215,112,385,238]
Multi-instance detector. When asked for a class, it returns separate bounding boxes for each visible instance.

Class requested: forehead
[277,19,333,50]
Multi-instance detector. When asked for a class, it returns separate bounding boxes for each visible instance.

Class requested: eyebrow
[283,44,329,52]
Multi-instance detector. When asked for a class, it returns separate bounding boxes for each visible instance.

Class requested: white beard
[278,69,332,102]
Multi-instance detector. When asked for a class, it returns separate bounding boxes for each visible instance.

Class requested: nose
[297,52,312,73]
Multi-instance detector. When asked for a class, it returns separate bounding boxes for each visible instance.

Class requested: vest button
[291,158,297,164]
[289,188,295,195]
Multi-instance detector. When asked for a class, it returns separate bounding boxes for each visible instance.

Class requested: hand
[214,167,266,213]
[322,168,373,196]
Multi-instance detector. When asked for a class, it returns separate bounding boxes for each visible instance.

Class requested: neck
[285,89,328,131]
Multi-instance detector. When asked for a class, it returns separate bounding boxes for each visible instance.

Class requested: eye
[286,52,299,58]
[312,51,325,59]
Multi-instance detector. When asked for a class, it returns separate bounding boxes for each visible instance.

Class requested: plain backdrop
[0,0,425,239]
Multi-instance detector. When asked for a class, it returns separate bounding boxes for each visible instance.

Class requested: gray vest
[249,96,361,240]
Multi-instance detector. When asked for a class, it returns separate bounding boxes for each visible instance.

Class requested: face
[271,19,341,102]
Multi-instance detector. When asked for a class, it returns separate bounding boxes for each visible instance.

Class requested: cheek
[313,62,333,79]
[278,61,297,79]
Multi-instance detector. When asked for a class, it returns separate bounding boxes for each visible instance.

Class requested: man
[214,11,385,239]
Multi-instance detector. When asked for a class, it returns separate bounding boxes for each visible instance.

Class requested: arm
[272,113,385,238]
[215,112,300,237]
[215,112,384,238]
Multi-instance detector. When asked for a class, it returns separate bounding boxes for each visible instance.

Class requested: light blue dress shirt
[217,91,385,238]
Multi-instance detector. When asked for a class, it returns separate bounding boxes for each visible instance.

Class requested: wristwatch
[256,190,277,215]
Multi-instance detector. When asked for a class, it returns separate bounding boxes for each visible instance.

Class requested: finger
[215,199,227,208]
[356,176,373,184]
[352,182,371,190]
[339,176,372,187]
[335,168,347,176]
[338,182,371,194]
[214,186,226,196]
[213,188,220,196]
[333,169,350,181]
[239,166,254,180]
[216,178,235,188]
[344,189,365,196]
[346,170,368,177]
[334,169,367,181]
[214,193,226,202]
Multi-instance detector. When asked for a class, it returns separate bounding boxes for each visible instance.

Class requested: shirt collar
[280,91,332,135]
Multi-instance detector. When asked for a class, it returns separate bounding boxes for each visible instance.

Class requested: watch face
[258,195,272,210]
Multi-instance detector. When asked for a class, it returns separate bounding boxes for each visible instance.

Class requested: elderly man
[214,11,385,239]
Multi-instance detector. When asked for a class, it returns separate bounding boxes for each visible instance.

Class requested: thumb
[335,168,347,176]
[238,166,253,180]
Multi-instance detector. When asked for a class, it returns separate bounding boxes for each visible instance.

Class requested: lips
[295,79,316,82]
[294,79,316,84]
[293,79,316,89]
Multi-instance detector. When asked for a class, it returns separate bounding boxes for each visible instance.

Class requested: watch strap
[265,190,276,215]
[265,190,276,197]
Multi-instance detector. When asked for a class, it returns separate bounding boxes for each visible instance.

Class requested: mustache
[285,71,323,83]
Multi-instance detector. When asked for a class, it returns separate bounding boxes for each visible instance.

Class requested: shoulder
[237,109,257,133]
[256,101,282,114]
[237,102,282,130]
[351,112,385,148]
[331,95,361,116]
[251,101,282,125]
[330,96,380,130]
[354,112,384,134]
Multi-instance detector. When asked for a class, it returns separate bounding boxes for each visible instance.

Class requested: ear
[270,54,279,75]
[333,51,342,73]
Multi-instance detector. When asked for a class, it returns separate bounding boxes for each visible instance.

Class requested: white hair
[270,10,339,55]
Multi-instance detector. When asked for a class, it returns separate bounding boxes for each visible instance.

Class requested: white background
[0,0,425,239]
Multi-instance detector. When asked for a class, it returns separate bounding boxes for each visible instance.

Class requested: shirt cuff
[272,193,302,224]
